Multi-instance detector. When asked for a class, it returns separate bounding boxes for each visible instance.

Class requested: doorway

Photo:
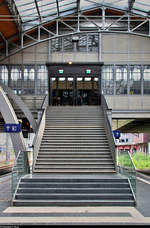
[47,62,103,106]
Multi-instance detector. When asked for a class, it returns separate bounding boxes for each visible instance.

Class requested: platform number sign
[113,130,121,139]
[4,123,21,133]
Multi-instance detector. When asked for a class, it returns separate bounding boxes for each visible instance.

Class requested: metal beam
[34,0,42,22]
[77,0,80,12]
[56,0,60,16]
[128,0,135,12]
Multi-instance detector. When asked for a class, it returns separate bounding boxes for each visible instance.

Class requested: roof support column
[102,7,106,30]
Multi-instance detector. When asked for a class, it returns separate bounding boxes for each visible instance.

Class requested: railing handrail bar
[128,178,136,204]
[32,108,45,147]
[32,108,46,170]
[41,95,48,110]
[128,151,136,170]
[101,94,116,168]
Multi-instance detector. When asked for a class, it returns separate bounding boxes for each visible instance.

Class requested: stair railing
[32,95,48,171]
[12,150,30,202]
[117,150,136,202]
[101,95,117,170]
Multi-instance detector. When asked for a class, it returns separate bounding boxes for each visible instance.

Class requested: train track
[0,164,12,176]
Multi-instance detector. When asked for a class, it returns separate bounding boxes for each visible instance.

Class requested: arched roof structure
[0,0,150,60]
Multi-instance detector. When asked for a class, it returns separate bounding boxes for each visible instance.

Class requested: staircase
[13,106,136,206]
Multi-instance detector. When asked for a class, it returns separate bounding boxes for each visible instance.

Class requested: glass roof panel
[13,0,150,29]
[134,0,150,13]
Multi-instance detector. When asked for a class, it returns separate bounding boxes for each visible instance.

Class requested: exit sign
[86,69,91,74]
[59,69,64,74]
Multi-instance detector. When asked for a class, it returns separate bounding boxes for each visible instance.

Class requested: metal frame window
[116,66,128,95]
[37,65,48,95]
[143,66,150,94]
[102,66,114,95]
[10,66,22,95]
[23,66,35,95]
[129,66,141,95]
[0,65,8,85]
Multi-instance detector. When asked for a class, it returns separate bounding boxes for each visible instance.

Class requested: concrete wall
[105,95,150,110]
[1,33,150,65]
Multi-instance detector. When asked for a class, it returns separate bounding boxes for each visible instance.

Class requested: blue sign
[4,124,21,133]
[113,130,121,139]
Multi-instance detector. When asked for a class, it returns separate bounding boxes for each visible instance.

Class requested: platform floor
[0,172,150,225]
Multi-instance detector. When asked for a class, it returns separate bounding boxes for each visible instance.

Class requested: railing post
[106,109,112,128]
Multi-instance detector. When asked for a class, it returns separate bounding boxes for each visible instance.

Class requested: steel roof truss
[131,18,149,32]
[104,13,127,31]
[59,19,76,32]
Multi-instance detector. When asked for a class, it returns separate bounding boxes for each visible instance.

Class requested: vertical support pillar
[77,12,80,32]
[128,13,130,32]
[6,133,10,164]
[35,64,38,95]
[107,109,112,128]
[56,20,59,36]
[48,36,52,62]
[113,65,116,96]
[62,37,64,62]
[7,64,11,88]
[102,7,105,30]
[98,32,102,62]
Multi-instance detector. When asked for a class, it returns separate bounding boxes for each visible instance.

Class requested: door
[76,76,100,105]
[50,77,74,105]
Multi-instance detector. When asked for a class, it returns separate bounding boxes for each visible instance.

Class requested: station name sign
[4,123,21,133]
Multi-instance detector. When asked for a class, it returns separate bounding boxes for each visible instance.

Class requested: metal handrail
[12,150,30,200]
[101,94,117,170]
[32,95,48,171]
[32,109,46,171]
[128,151,136,170]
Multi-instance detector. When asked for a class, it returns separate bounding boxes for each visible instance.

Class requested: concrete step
[39,145,110,149]
[42,136,107,139]
[41,139,108,142]
[34,164,115,168]
[36,158,113,162]
[40,144,110,147]
[33,169,116,173]
[37,152,112,160]
[15,193,133,200]
[13,199,135,207]
[17,188,131,194]
[19,182,129,188]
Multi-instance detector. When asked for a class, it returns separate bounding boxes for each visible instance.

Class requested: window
[143,66,150,94]
[37,65,48,95]
[102,66,114,95]
[129,66,141,94]
[0,65,8,85]
[10,66,22,95]
[11,67,21,81]
[23,66,35,95]
[116,67,127,94]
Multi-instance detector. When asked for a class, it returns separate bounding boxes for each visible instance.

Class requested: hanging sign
[4,124,21,133]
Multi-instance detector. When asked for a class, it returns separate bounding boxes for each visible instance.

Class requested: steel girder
[0,5,150,62]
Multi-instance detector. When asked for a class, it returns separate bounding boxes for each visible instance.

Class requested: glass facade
[0,64,150,96]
